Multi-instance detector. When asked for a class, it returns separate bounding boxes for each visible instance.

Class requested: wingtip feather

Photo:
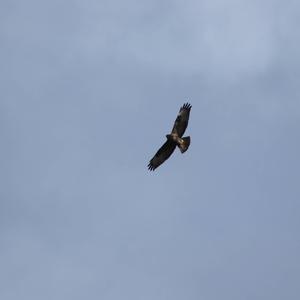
[147,163,155,171]
[182,102,192,110]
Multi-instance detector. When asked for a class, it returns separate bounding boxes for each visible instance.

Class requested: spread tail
[178,136,190,153]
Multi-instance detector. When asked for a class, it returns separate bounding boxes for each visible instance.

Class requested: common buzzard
[148,103,192,171]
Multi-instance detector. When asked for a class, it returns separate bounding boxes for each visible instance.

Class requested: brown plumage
[148,103,192,171]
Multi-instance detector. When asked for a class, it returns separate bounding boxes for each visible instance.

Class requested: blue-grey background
[1,1,300,299]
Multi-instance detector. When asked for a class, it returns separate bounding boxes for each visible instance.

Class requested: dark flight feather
[148,140,176,171]
[171,103,192,137]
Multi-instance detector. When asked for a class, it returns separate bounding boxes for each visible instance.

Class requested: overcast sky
[1,1,300,299]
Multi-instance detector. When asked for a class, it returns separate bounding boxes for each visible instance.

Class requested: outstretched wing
[148,140,176,171]
[171,103,192,137]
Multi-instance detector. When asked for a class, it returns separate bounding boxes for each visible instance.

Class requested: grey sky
[1,1,300,299]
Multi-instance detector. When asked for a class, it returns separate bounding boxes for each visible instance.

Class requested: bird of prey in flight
[148,103,192,171]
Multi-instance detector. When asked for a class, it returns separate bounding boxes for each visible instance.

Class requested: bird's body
[166,133,180,142]
[148,103,192,171]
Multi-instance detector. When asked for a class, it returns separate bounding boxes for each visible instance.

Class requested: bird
[148,103,192,171]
